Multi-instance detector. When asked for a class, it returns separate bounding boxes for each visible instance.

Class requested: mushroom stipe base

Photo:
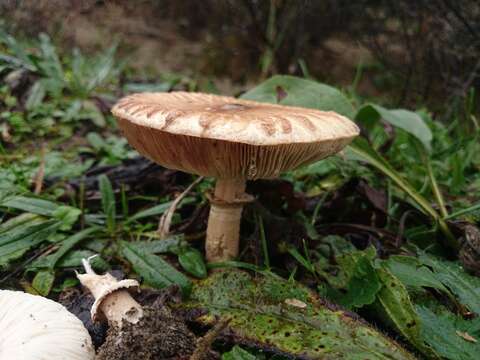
[205,178,254,262]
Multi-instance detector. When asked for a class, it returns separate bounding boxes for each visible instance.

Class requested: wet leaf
[121,241,192,296]
[222,345,257,360]
[32,269,55,296]
[417,306,480,360]
[419,254,480,315]
[178,247,207,279]
[0,216,60,267]
[355,104,432,151]
[183,269,414,359]
[241,75,355,118]
[371,266,436,357]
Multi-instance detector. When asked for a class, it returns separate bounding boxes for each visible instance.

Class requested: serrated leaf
[121,241,191,296]
[183,269,414,359]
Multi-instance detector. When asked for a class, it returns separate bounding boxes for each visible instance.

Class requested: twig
[158,176,203,239]
[34,143,46,194]
[190,317,231,360]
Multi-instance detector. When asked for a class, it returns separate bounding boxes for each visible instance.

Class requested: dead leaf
[456,330,477,343]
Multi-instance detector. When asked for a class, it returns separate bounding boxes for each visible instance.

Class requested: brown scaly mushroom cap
[112,92,359,262]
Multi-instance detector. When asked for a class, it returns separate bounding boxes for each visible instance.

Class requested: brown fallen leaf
[456,330,477,343]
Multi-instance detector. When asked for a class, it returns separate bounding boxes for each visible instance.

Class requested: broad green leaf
[32,269,55,296]
[178,248,207,279]
[417,306,480,360]
[372,267,436,357]
[1,196,59,216]
[128,236,185,254]
[0,219,60,267]
[122,241,192,296]
[222,346,257,360]
[52,205,82,231]
[30,249,109,271]
[99,174,116,234]
[355,104,432,150]
[384,255,448,292]
[241,75,355,118]
[419,254,480,315]
[338,255,381,309]
[183,269,414,359]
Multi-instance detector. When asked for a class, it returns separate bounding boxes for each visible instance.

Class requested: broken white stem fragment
[76,257,143,328]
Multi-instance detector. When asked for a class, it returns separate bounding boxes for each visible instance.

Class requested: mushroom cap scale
[0,290,95,360]
[113,92,359,180]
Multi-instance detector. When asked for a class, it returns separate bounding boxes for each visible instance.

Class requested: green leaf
[419,254,480,315]
[355,104,432,151]
[241,75,355,118]
[417,306,480,360]
[121,241,192,296]
[48,227,98,269]
[384,256,448,292]
[183,269,415,359]
[52,205,82,231]
[338,255,381,309]
[371,267,435,357]
[1,195,59,216]
[99,174,116,234]
[348,138,458,250]
[32,269,55,296]
[25,81,46,110]
[222,346,258,360]
[178,247,207,279]
[0,218,60,267]
[129,236,185,254]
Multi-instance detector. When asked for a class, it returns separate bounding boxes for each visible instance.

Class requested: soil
[96,304,197,360]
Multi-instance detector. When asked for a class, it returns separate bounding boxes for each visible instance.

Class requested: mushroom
[112,92,359,262]
[76,258,144,328]
[0,290,95,360]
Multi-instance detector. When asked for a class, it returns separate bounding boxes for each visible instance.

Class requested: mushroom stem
[77,258,143,328]
[206,178,250,262]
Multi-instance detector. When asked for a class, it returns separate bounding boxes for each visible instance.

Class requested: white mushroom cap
[76,270,141,324]
[112,92,359,179]
[0,290,95,360]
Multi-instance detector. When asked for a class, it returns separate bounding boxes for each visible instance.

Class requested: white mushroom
[112,92,360,262]
[0,290,95,360]
[76,258,143,328]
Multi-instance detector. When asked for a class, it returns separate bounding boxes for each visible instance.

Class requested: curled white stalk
[76,256,143,328]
